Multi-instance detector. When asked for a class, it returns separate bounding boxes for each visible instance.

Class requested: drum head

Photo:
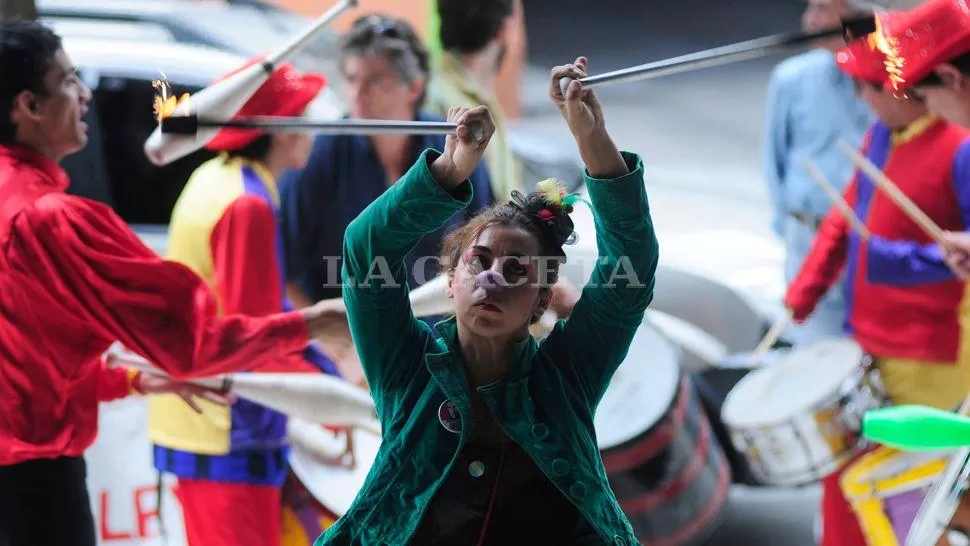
[594,321,681,450]
[907,447,970,546]
[722,338,863,428]
[288,426,382,517]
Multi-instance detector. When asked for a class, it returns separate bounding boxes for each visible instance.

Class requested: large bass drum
[596,321,731,545]
[283,421,382,545]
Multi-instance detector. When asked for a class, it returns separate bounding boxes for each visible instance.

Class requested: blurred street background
[3,0,832,543]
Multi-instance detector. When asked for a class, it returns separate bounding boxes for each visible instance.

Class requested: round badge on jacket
[438,400,462,433]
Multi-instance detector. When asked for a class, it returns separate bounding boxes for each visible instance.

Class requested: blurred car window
[42,17,176,42]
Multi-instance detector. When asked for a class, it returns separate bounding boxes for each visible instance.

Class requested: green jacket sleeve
[556,151,659,408]
[341,149,474,397]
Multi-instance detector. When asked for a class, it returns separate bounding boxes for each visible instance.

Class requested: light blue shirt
[763,48,873,235]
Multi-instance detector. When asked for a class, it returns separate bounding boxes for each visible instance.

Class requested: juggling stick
[107,351,379,434]
[160,115,486,141]
[803,157,870,239]
[558,15,876,95]
[143,0,358,166]
[862,405,970,451]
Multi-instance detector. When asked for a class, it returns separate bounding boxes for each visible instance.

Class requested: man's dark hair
[437,0,513,54]
[0,19,63,143]
[222,134,273,163]
[916,52,970,88]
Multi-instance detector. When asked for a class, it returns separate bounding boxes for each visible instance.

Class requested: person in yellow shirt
[425,0,523,199]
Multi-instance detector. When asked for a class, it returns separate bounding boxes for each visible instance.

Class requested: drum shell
[601,373,731,546]
[725,359,888,486]
[281,470,340,545]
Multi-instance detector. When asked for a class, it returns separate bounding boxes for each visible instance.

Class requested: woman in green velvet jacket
[318,57,659,546]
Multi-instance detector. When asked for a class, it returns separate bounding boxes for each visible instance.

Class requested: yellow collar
[440,52,495,108]
[891,114,938,146]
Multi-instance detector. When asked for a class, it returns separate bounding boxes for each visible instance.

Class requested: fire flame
[152,74,191,122]
[866,15,905,91]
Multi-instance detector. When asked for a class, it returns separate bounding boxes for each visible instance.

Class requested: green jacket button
[531,423,549,440]
[570,482,586,499]
[551,458,570,476]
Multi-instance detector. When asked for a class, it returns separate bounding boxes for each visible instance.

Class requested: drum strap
[156,472,167,543]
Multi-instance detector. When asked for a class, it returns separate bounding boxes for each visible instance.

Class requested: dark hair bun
[509,180,579,249]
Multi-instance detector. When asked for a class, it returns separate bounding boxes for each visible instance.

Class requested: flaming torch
[143,0,358,166]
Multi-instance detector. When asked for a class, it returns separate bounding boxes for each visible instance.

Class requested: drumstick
[748,309,792,367]
[558,15,876,95]
[836,140,950,249]
[802,157,870,239]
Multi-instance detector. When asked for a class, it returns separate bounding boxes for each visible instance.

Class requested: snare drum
[596,322,730,545]
[721,338,890,486]
[840,447,948,546]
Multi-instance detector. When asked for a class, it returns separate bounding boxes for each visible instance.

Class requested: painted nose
[475,270,506,294]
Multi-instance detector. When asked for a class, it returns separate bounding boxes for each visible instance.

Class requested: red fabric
[175,478,281,546]
[205,57,326,151]
[875,2,970,91]
[820,467,867,546]
[784,179,855,322]
[209,196,319,375]
[0,143,310,465]
[836,37,889,85]
[95,361,134,402]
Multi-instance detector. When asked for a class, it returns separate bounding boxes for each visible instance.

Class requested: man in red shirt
[0,19,352,546]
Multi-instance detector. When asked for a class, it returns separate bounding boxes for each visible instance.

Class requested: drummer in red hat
[868,1,970,280]
[871,0,970,125]
[149,58,358,546]
[785,33,970,546]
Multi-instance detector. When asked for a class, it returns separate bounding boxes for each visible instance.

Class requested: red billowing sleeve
[783,179,856,322]
[210,197,319,375]
[6,194,309,380]
[96,364,139,402]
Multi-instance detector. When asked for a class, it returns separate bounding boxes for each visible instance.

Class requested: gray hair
[340,15,429,89]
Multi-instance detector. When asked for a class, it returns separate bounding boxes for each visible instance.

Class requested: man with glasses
[784,35,970,546]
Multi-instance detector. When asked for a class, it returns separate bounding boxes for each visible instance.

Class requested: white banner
[85,396,187,546]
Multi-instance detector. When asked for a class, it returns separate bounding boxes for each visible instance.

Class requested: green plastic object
[862,405,970,451]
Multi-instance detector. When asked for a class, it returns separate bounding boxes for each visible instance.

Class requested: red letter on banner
[135,485,160,538]
[100,490,134,541]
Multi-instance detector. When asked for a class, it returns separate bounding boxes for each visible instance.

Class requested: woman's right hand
[430,105,495,191]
